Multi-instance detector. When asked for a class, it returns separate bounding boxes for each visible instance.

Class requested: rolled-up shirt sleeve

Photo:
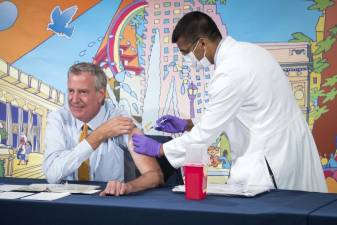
[112,108,136,151]
[43,111,93,184]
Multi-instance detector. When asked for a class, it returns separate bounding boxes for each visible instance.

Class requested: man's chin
[70,109,85,119]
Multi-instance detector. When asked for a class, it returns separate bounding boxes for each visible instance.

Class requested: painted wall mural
[0,0,336,192]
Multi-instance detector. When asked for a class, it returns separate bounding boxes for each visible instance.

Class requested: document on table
[172,183,270,197]
[21,192,71,201]
[0,184,27,192]
[16,183,101,194]
[0,191,34,199]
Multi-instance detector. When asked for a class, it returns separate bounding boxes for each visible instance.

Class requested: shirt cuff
[163,142,185,169]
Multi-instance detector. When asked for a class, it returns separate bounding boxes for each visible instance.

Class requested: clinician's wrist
[159,144,164,157]
[184,119,193,132]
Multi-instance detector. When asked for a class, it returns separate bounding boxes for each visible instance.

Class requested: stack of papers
[0,183,101,201]
[0,191,34,199]
[16,183,101,194]
[172,183,270,197]
[0,184,26,192]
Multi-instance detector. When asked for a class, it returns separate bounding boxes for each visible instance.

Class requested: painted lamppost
[187,82,197,118]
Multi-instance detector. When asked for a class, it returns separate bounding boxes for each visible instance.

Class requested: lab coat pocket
[228,151,274,189]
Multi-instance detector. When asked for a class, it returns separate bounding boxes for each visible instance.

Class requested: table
[309,199,337,225]
[0,177,336,225]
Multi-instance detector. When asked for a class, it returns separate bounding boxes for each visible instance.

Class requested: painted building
[261,42,312,122]
[130,1,227,131]
[0,58,64,152]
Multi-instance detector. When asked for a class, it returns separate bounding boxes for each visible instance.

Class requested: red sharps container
[183,163,207,200]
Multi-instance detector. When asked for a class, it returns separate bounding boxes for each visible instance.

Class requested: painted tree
[289,0,337,192]
[289,0,337,121]
[290,0,337,160]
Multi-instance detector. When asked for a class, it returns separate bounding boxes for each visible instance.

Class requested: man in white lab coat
[133,11,327,192]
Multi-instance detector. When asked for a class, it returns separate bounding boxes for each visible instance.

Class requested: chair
[145,135,184,187]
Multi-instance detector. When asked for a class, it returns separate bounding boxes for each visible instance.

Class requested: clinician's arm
[43,112,134,184]
[100,128,164,196]
[163,69,249,168]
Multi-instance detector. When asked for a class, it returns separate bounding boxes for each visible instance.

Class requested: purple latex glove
[155,115,187,133]
[132,134,161,157]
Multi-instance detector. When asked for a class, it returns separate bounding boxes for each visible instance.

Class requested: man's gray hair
[68,62,107,91]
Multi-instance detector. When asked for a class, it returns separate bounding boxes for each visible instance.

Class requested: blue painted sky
[217,0,321,42]
[14,0,121,93]
[13,0,321,93]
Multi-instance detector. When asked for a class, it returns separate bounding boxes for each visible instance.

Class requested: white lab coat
[163,36,327,192]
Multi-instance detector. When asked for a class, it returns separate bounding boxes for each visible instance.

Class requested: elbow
[143,168,164,189]
[44,170,61,184]
[155,168,165,187]
[46,177,59,184]
[43,164,62,184]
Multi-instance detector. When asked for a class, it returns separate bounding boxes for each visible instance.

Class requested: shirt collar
[214,37,226,70]
[214,36,234,70]
[75,104,106,131]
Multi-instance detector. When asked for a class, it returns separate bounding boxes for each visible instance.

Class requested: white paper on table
[0,184,28,192]
[47,183,100,194]
[172,183,270,197]
[80,189,101,194]
[21,192,71,201]
[0,191,34,199]
[16,183,101,194]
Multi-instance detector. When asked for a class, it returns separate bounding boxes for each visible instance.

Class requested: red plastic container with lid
[183,163,207,200]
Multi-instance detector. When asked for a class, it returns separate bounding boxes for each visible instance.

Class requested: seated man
[43,62,163,196]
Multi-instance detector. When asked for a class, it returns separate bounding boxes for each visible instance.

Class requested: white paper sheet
[21,192,71,201]
[0,184,27,192]
[172,183,270,197]
[16,183,101,194]
[0,191,34,199]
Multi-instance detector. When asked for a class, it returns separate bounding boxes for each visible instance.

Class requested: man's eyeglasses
[180,38,200,55]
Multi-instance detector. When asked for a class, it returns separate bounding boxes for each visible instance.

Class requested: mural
[0,0,336,192]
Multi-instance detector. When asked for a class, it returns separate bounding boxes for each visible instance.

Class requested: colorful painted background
[0,0,336,192]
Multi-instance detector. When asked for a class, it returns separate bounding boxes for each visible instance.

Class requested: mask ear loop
[191,39,200,55]
[203,45,207,58]
[199,38,207,58]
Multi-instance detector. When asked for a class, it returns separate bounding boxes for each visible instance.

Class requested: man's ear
[199,38,208,47]
[98,89,106,103]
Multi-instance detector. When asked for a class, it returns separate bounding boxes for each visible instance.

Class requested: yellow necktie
[78,123,90,181]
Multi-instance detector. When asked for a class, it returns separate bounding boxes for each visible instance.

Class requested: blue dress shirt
[43,100,136,183]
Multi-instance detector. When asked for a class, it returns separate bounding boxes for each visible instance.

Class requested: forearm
[126,169,164,194]
[86,128,106,150]
[86,116,134,150]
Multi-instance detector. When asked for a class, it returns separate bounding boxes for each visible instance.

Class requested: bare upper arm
[127,128,161,174]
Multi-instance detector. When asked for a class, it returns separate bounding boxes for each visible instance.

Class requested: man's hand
[100,180,132,196]
[155,115,188,133]
[132,134,162,157]
[99,116,134,138]
[87,116,134,150]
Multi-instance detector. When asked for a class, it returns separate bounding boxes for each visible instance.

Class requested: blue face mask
[183,40,211,70]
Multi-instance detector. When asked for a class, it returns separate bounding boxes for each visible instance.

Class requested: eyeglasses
[179,38,200,55]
